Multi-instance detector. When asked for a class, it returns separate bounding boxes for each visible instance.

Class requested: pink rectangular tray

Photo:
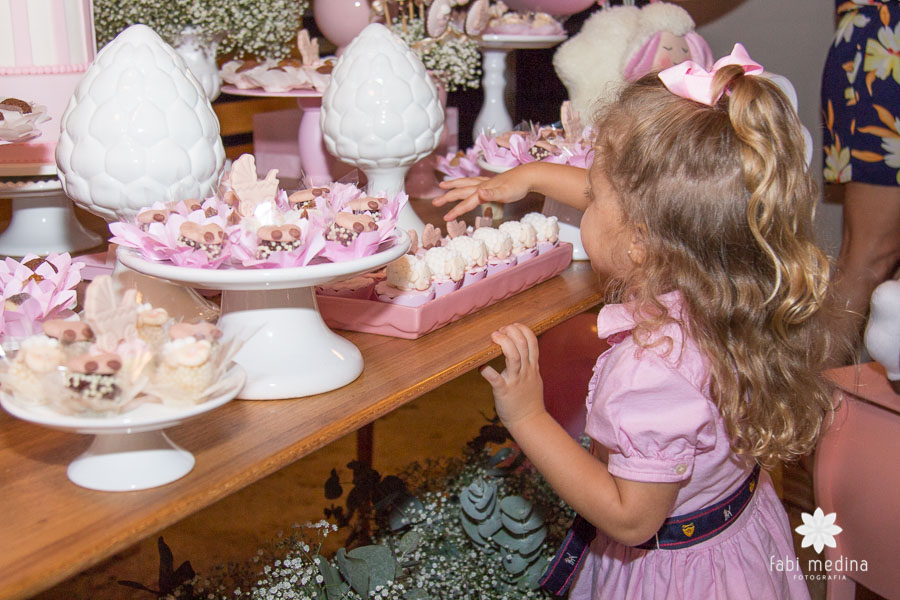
[317,242,573,339]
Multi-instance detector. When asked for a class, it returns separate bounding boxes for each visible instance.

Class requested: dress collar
[596,291,684,341]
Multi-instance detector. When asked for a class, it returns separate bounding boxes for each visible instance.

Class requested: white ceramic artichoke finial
[56,24,225,221]
[321,23,445,232]
[865,279,900,393]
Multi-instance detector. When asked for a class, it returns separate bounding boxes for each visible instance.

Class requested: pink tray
[317,242,573,339]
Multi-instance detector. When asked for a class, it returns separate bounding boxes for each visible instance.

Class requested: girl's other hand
[481,323,546,428]
[432,168,532,222]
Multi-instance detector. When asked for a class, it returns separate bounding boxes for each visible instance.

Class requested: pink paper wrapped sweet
[423,246,465,298]
[475,132,520,169]
[0,253,84,341]
[521,212,560,254]
[436,147,484,180]
[445,234,489,287]
[110,210,232,269]
[228,218,327,268]
[317,185,407,262]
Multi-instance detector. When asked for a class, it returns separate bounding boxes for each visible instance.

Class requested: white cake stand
[117,231,410,400]
[473,34,566,139]
[476,157,587,260]
[0,365,246,491]
[0,177,103,257]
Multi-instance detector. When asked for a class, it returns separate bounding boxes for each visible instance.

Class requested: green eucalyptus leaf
[389,496,424,531]
[518,558,548,591]
[488,447,512,467]
[397,530,424,555]
[316,559,348,600]
[501,509,544,535]
[476,511,502,539]
[460,511,489,547]
[347,545,398,590]
[499,496,532,520]
[335,547,370,597]
[500,550,529,575]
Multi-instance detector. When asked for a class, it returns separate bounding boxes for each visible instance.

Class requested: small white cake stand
[473,34,566,139]
[117,231,410,400]
[0,177,103,257]
[0,365,246,492]
[476,157,588,260]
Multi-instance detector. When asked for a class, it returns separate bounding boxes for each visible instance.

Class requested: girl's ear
[628,225,647,265]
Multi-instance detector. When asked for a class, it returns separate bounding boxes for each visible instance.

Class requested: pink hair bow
[658,43,763,106]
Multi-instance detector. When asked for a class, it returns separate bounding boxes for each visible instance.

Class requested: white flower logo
[795,507,842,554]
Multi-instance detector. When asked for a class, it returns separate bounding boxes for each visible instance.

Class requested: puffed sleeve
[585,344,717,483]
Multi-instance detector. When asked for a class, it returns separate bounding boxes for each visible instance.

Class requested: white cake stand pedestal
[0,177,103,257]
[117,231,410,400]
[0,365,245,491]
[473,34,567,139]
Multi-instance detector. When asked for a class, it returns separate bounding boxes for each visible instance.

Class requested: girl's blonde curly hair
[592,66,852,469]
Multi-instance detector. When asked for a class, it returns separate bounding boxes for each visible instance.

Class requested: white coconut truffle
[499,221,538,253]
[472,227,513,260]
[445,236,488,269]
[386,255,433,291]
[521,213,560,243]
[18,335,65,374]
[424,246,466,282]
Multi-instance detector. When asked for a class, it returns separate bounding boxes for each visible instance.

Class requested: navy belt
[539,465,761,596]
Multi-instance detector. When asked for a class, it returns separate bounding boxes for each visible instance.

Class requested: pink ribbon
[658,43,763,106]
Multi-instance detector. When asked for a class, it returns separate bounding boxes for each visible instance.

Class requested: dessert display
[0,275,243,416]
[316,212,568,338]
[0,253,84,343]
[109,154,406,269]
[220,30,334,93]
[483,3,566,37]
[475,102,594,170]
[0,0,96,176]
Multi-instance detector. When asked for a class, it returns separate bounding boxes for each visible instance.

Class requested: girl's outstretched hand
[481,323,546,428]
[432,167,533,222]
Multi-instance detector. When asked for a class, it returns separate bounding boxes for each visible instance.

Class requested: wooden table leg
[356,422,374,467]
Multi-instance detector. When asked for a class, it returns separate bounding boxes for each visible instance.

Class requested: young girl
[433,45,848,599]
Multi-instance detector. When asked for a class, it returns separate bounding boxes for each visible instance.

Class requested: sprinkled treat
[157,337,214,398]
[347,196,384,220]
[326,213,377,246]
[256,224,303,258]
[65,352,122,402]
[42,318,94,343]
[288,187,329,210]
[0,97,32,113]
[178,222,225,258]
[136,208,169,230]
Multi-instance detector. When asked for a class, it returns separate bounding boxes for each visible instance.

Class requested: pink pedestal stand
[221,86,353,186]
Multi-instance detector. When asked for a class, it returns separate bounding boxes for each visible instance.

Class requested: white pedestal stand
[0,367,245,491]
[0,178,103,257]
[117,232,410,400]
[473,34,566,139]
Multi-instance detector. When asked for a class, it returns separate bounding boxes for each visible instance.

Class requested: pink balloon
[502,0,595,16]
[313,0,372,50]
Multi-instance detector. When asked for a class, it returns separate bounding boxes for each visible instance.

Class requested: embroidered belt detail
[539,465,761,596]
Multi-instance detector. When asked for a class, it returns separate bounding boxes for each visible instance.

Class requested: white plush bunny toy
[865,279,900,394]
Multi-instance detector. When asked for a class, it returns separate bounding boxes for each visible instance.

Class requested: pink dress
[568,293,810,600]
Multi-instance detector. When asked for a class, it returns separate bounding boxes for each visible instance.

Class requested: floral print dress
[822,0,900,185]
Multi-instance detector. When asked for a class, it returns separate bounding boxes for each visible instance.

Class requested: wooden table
[0,258,603,600]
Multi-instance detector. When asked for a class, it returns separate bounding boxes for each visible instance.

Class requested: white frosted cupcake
[445,235,488,286]
[499,220,539,263]
[423,246,465,297]
[5,336,65,402]
[157,337,214,401]
[316,275,376,299]
[136,303,170,344]
[374,255,435,307]
[471,227,517,275]
[521,213,560,254]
